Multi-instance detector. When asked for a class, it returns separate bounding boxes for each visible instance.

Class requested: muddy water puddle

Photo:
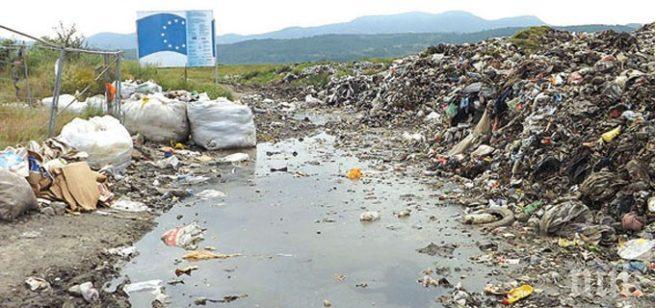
[116,132,495,307]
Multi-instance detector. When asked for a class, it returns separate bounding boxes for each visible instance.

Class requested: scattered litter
[111,199,149,212]
[162,223,205,250]
[217,153,250,163]
[417,242,457,258]
[502,284,533,305]
[19,231,41,239]
[618,239,655,261]
[67,281,99,303]
[24,277,49,291]
[104,246,137,258]
[156,156,180,169]
[182,250,241,261]
[175,265,198,276]
[196,189,226,199]
[395,209,411,218]
[346,168,362,180]
[123,279,163,294]
[359,211,380,222]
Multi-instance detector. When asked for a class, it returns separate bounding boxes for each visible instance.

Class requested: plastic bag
[135,81,162,94]
[161,223,205,250]
[539,198,592,235]
[187,98,257,150]
[58,116,133,171]
[618,239,655,261]
[122,94,189,143]
[116,80,162,99]
[0,169,38,221]
[0,148,28,177]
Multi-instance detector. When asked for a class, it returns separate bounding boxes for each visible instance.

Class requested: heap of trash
[1,80,258,221]
[298,24,655,250]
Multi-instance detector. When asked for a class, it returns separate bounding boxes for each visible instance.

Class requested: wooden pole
[48,50,65,137]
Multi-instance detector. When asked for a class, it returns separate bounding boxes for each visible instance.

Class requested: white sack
[122,94,189,143]
[58,116,133,171]
[187,98,257,150]
[42,94,87,114]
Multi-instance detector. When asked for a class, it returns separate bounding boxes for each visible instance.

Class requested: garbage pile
[0,136,119,220]
[304,24,655,243]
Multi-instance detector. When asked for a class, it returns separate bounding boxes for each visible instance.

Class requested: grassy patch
[510,26,553,52]
[0,104,79,148]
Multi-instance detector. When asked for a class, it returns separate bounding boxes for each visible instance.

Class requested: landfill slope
[251,24,655,305]
[292,24,655,237]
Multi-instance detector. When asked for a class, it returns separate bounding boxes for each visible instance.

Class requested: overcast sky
[1,0,653,38]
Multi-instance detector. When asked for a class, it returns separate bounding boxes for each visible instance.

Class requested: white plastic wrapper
[187,98,257,150]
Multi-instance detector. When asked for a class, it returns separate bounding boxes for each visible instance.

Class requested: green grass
[0,104,80,148]
[510,26,553,52]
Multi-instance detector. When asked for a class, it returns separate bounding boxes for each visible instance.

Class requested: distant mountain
[86,32,135,50]
[87,11,546,49]
[217,11,545,44]
[214,24,639,64]
[119,24,638,64]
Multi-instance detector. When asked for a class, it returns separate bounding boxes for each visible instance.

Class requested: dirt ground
[0,210,154,307]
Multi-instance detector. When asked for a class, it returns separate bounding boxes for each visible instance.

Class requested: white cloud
[0,0,653,38]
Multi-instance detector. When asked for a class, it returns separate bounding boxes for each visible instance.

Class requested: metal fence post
[48,49,65,137]
[21,46,32,104]
[103,54,110,114]
[114,54,122,120]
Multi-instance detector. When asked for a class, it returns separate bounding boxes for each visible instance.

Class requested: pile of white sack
[122,93,256,149]
[45,80,256,157]
[41,80,163,114]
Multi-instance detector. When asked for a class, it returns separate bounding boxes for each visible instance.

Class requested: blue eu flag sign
[137,13,188,58]
[137,11,216,67]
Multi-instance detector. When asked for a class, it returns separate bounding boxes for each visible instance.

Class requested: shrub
[60,63,103,99]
